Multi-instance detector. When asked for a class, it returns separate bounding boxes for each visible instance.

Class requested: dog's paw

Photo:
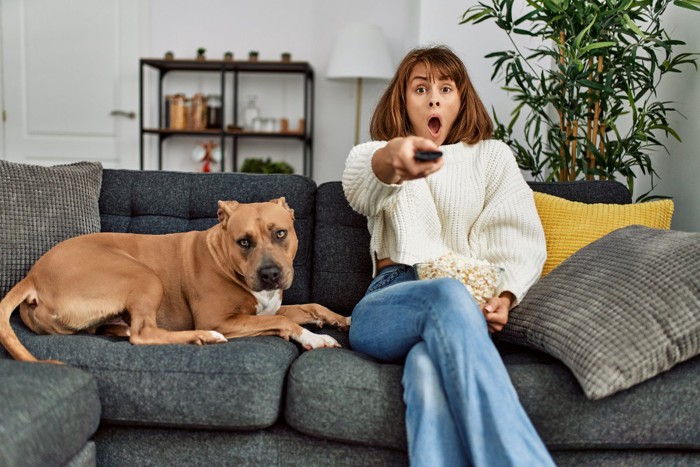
[328,315,351,331]
[319,312,350,331]
[194,330,228,345]
[339,316,351,331]
[208,331,228,343]
[297,329,341,350]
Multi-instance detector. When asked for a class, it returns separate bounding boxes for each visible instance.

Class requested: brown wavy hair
[370,45,492,144]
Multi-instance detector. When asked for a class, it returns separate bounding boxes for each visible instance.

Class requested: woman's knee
[403,343,443,403]
[421,278,472,305]
[420,279,487,331]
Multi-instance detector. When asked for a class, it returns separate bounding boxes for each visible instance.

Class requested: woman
[342,45,554,466]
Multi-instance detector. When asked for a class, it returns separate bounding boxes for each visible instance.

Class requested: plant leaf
[674,0,700,12]
[580,41,617,53]
[622,13,647,38]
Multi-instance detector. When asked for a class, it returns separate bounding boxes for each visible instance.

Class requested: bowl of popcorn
[413,252,504,304]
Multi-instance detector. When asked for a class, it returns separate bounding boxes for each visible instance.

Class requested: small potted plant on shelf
[281,52,292,62]
[223,51,234,61]
[164,51,174,60]
[196,47,206,61]
[248,50,259,61]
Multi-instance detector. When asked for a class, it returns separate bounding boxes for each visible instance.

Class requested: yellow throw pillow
[534,191,674,276]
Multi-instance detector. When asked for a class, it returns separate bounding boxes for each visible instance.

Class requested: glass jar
[167,94,187,130]
[206,95,222,129]
[243,95,260,130]
[190,93,207,130]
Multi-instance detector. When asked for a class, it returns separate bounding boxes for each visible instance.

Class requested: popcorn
[413,252,504,303]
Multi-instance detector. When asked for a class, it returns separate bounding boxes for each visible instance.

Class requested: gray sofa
[2,168,699,466]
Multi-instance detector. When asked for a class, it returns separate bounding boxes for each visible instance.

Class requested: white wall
[644,6,700,232]
[145,0,419,182]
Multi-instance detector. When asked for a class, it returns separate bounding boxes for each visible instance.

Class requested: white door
[1,0,143,168]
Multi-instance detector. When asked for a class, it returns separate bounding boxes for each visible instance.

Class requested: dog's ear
[217,200,240,228]
[270,197,295,220]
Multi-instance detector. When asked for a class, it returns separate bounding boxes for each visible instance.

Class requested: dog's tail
[0,278,41,362]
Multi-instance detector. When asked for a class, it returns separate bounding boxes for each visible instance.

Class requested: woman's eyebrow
[410,74,453,83]
[411,75,429,83]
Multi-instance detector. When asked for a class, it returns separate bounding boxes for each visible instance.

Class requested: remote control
[415,150,443,161]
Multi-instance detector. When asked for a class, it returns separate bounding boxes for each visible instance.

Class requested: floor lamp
[327,24,394,145]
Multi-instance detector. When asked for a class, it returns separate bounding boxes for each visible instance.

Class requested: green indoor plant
[462,0,699,200]
[240,157,294,174]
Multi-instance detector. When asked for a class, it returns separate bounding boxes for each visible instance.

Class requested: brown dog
[0,198,350,363]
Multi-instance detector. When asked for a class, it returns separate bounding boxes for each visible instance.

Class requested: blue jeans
[349,265,555,467]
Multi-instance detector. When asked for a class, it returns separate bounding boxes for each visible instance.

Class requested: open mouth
[428,116,442,137]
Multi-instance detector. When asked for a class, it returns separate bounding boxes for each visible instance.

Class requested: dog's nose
[258,265,282,288]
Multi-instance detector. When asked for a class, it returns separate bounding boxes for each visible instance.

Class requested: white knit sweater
[342,139,546,305]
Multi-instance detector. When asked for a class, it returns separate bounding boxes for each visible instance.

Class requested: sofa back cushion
[311,179,631,315]
[0,160,103,296]
[312,183,373,315]
[99,169,316,305]
[527,180,631,204]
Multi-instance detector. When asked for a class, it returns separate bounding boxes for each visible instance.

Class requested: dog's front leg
[277,304,351,331]
[211,314,341,350]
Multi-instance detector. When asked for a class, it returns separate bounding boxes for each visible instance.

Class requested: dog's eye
[237,239,251,248]
[276,230,287,239]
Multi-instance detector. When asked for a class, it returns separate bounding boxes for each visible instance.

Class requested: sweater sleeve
[469,141,546,306]
[342,141,402,216]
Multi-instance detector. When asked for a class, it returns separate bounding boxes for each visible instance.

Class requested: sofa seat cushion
[285,348,407,450]
[500,342,700,449]
[94,422,408,466]
[284,342,700,450]
[6,315,299,430]
[0,359,101,466]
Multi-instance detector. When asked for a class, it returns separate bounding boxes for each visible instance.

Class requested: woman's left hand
[480,292,514,333]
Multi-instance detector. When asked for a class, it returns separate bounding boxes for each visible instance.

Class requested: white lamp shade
[327,23,394,80]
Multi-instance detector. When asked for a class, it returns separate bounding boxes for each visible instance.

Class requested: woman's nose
[429,101,440,107]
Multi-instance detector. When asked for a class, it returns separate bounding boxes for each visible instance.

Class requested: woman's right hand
[371,136,444,184]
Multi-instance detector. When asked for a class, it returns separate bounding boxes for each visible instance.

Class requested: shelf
[143,128,307,139]
[140,58,313,75]
[139,57,314,176]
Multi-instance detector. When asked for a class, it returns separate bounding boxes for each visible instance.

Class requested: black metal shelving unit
[139,58,314,177]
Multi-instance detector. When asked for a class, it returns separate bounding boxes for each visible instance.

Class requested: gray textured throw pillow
[0,160,103,296]
[499,225,700,400]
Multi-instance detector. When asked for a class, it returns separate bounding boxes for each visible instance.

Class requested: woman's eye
[416,86,427,94]
[442,86,452,93]
[276,230,287,239]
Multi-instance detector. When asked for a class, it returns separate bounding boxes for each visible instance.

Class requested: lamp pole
[355,77,363,146]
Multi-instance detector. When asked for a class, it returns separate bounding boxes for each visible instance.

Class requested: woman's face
[405,63,461,146]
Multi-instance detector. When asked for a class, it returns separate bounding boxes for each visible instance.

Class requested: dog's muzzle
[257,264,284,290]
